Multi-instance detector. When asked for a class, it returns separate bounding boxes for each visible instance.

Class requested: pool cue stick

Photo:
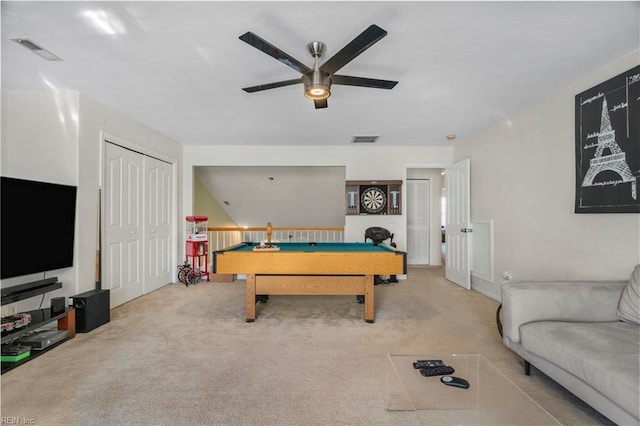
[96,187,102,290]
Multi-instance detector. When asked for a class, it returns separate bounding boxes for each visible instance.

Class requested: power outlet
[502,271,512,280]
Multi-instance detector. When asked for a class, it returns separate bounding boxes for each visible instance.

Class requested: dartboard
[360,186,387,214]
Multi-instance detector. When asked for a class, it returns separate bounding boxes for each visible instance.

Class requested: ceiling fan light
[305,85,331,100]
[303,70,331,100]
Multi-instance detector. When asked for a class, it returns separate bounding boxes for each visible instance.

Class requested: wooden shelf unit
[345,180,402,215]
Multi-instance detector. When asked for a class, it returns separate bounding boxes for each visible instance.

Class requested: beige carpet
[1,266,612,425]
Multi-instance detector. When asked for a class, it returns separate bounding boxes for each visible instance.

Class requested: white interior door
[104,143,144,307]
[445,158,471,289]
[144,156,173,293]
[407,179,430,264]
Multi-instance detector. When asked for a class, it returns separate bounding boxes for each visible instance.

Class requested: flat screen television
[1,176,77,279]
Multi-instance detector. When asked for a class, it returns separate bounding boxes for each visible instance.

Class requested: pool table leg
[246,274,256,322]
[364,275,375,323]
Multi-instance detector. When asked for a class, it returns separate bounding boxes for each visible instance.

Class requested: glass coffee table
[387,354,560,425]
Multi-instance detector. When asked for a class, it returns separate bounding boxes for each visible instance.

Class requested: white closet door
[104,143,144,308]
[144,156,173,293]
[407,179,430,264]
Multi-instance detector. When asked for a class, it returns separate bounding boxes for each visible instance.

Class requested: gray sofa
[501,267,640,425]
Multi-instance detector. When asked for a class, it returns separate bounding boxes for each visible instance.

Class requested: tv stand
[1,278,75,374]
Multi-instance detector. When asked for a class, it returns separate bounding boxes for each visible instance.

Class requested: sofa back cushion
[618,264,640,325]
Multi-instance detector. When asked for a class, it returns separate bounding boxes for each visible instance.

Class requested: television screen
[1,176,77,279]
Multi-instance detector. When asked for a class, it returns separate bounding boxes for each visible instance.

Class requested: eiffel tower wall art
[575,65,640,213]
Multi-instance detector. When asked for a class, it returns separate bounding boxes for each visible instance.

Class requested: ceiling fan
[239,24,398,109]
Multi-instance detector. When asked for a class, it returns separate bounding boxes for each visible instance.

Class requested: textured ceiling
[2,1,639,148]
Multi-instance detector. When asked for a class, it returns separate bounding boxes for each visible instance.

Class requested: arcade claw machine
[185,216,209,281]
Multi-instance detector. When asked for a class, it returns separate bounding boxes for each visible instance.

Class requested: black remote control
[440,376,470,389]
[413,359,445,369]
[419,366,455,377]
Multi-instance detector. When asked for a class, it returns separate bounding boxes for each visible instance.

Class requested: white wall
[182,145,453,256]
[1,89,182,314]
[1,90,79,183]
[453,51,640,300]
[1,90,80,312]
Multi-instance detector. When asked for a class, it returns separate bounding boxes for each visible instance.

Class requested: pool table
[212,242,407,322]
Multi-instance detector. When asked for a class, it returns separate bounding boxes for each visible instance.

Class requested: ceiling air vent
[11,38,62,61]
[351,135,379,144]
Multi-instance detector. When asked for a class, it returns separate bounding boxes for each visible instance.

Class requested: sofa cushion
[618,264,640,325]
[521,321,640,420]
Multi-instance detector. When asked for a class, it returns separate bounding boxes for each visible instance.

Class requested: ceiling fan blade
[242,78,303,93]
[239,32,312,75]
[314,99,328,109]
[331,75,398,89]
[319,25,388,75]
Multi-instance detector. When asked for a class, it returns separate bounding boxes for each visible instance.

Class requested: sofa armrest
[501,280,627,343]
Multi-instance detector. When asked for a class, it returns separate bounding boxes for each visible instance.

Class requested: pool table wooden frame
[212,242,407,322]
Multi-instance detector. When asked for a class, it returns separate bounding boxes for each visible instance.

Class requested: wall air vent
[11,38,62,61]
[351,135,379,144]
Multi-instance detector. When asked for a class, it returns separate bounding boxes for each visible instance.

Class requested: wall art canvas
[575,65,639,213]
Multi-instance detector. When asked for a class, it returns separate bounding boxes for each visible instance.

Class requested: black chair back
[364,227,394,245]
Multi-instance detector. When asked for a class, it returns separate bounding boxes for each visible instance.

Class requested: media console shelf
[1,278,75,374]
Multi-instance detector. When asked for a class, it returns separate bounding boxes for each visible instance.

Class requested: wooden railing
[207,226,345,251]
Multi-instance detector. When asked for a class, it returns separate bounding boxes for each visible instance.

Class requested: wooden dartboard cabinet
[345,180,402,215]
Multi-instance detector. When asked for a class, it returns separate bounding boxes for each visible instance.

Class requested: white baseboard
[471,276,500,302]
